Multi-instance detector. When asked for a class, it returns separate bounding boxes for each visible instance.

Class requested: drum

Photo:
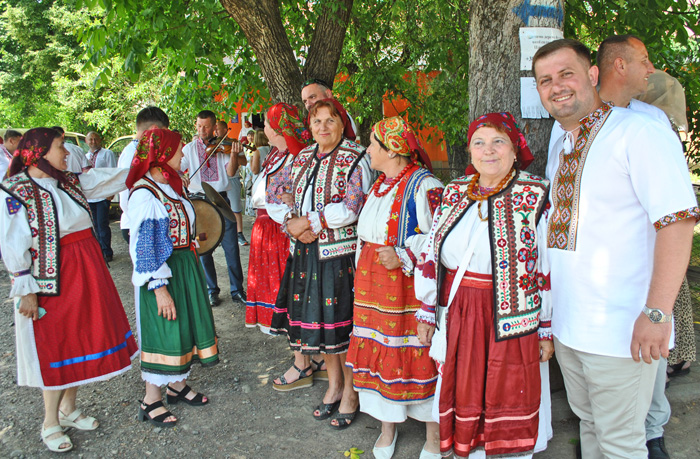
[190,195,225,256]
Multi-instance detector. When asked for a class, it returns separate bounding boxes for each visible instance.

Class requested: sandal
[41,425,73,453]
[330,406,360,430]
[311,358,329,382]
[138,400,177,428]
[166,384,208,406]
[313,400,340,420]
[59,408,98,431]
[667,361,691,378]
[272,364,313,392]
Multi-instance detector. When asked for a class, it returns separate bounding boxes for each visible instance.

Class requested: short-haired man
[0,130,22,178]
[300,78,359,137]
[85,131,117,262]
[117,106,170,243]
[533,39,697,458]
[181,110,246,306]
[598,34,682,459]
[52,126,88,173]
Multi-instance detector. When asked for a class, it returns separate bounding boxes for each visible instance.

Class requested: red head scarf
[126,128,184,195]
[465,112,534,175]
[266,103,312,156]
[372,117,433,172]
[307,98,356,141]
[9,127,69,184]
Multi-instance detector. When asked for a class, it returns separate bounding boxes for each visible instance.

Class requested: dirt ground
[0,215,699,458]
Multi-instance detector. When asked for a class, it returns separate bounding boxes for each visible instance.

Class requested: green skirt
[139,247,219,376]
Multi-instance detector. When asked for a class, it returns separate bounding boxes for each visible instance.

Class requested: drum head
[190,197,225,256]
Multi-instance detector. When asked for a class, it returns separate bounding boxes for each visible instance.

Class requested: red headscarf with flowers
[307,98,357,141]
[465,112,534,175]
[9,127,69,184]
[266,103,311,156]
[372,116,433,172]
[126,128,184,195]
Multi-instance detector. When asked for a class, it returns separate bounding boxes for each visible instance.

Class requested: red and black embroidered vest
[290,139,365,261]
[434,170,549,341]
[1,171,89,296]
[129,176,193,249]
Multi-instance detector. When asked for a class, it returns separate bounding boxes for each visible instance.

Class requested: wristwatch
[642,306,673,324]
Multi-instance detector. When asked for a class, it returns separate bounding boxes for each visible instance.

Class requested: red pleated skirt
[438,270,540,458]
[245,209,290,331]
[32,229,138,389]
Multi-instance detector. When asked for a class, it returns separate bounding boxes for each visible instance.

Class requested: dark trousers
[89,200,112,258]
[199,194,244,296]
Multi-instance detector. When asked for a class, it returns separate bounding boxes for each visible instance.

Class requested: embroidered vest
[129,177,193,249]
[1,172,89,296]
[385,166,442,247]
[434,170,549,341]
[290,139,365,261]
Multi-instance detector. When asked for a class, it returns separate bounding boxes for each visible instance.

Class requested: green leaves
[341,447,364,458]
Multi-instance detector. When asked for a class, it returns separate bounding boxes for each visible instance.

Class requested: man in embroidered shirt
[533,38,698,459]
[0,130,22,179]
[85,131,117,262]
[598,34,682,459]
[118,106,170,244]
[181,110,246,307]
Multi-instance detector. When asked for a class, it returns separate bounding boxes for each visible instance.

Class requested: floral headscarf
[126,128,184,195]
[372,116,433,172]
[465,112,534,175]
[8,127,68,184]
[266,103,311,156]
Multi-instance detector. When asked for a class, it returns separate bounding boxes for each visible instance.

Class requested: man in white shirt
[181,110,246,306]
[85,131,117,262]
[118,106,170,243]
[51,126,88,173]
[0,130,22,178]
[597,34,680,459]
[217,120,248,246]
[533,39,697,459]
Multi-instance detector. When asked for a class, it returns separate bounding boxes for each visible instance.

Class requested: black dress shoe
[209,292,221,307]
[647,437,670,459]
[231,291,247,305]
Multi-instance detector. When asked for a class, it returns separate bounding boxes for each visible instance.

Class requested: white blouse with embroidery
[357,174,443,273]
[0,168,129,298]
[127,174,196,290]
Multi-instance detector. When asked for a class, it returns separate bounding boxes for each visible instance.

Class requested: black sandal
[313,400,340,420]
[311,359,329,381]
[667,361,691,378]
[330,406,360,430]
[166,384,208,406]
[272,364,313,392]
[138,400,177,428]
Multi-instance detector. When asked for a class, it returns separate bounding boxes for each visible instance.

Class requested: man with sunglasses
[300,79,358,139]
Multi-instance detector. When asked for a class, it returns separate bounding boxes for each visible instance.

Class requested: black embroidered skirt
[270,240,355,354]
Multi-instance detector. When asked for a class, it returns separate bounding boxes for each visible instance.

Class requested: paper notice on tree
[521,77,550,119]
[520,27,564,71]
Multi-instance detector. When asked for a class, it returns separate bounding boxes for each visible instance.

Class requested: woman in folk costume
[0,128,138,453]
[267,98,372,428]
[245,103,311,334]
[414,113,554,458]
[126,128,219,428]
[344,117,444,458]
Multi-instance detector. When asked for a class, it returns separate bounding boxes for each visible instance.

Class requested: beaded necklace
[466,168,516,221]
[370,161,416,197]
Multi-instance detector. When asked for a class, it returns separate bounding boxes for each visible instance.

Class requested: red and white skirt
[245,209,289,333]
[14,229,138,389]
[438,270,541,458]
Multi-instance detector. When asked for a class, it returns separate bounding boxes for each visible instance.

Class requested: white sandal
[41,425,73,453]
[59,409,99,431]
